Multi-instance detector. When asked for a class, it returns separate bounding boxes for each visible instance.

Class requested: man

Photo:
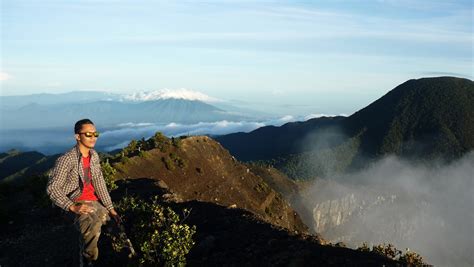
[47,119,120,265]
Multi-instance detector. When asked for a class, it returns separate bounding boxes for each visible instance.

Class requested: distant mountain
[216,77,474,178]
[0,91,122,110]
[0,98,254,129]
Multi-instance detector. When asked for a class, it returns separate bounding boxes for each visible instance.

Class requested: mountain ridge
[216,77,474,178]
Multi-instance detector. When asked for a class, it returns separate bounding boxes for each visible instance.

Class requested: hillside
[111,135,309,233]
[215,116,346,161]
[216,77,474,178]
[0,133,414,266]
[344,76,474,160]
[0,136,309,233]
[0,150,59,183]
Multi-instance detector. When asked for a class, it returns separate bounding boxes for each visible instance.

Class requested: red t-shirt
[75,155,99,201]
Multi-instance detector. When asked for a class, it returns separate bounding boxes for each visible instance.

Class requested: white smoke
[301,153,474,267]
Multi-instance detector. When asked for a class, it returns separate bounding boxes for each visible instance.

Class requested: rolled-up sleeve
[47,155,75,211]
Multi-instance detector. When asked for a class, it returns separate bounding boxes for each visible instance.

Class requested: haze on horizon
[1,0,472,116]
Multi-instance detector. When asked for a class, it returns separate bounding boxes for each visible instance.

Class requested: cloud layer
[0,114,332,154]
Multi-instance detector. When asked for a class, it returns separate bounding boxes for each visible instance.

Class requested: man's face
[75,123,98,149]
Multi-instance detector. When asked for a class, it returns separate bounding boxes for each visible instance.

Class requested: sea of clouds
[0,114,342,155]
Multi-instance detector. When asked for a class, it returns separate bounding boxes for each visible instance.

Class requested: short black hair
[74,119,95,134]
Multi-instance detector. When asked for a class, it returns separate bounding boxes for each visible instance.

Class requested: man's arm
[46,155,76,211]
[92,156,114,211]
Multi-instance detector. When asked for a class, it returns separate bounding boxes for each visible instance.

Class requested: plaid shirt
[47,145,114,211]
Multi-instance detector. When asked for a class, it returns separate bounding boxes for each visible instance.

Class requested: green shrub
[101,159,118,191]
[171,137,182,149]
[120,156,130,165]
[138,150,149,159]
[162,157,175,171]
[175,158,187,169]
[112,196,196,266]
[169,153,187,169]
[152,132,170,153]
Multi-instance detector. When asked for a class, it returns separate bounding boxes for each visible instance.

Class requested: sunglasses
[79,132,100,138]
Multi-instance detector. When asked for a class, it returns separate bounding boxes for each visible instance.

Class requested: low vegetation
[101,159,118,191]
[108,132,188,174]
[110,195,196,266]
[357,242,428,266]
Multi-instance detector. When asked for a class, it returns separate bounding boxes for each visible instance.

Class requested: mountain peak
[122,88,220,103]
[345,76,474,158]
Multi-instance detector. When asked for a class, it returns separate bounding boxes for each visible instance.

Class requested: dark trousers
[74,200,110,262]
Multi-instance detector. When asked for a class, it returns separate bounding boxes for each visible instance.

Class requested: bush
[152,132,170,153]
[162,157,175,171]
[125,140,139,156]
[356,242,370,252]
[399,249,426,266]
[138,150,149,159]
[171,137,182,149]
[112,196,196,266]
[120,156,130,165]
[169,153,187,169]
[175,158,187,169]
[357,243,427,266]
[101,159,118,191]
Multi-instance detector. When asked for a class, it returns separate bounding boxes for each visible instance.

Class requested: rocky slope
[111,136,309,234]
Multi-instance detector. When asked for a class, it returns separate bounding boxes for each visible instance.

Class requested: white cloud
[279,115,294,121]
[116,122,154,127]
[122,88,220,103]
[251,5,472,45]
[101,113,342,151]
[102,120,266,151]
[0,72,11,81]
[46,82,63,87]
[271,89,286,96]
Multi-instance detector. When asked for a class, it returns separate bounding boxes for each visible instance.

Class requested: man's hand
[69,203,95,215]
[109,208,122,224]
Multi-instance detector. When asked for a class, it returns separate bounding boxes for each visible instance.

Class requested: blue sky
[1,0,472,115]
